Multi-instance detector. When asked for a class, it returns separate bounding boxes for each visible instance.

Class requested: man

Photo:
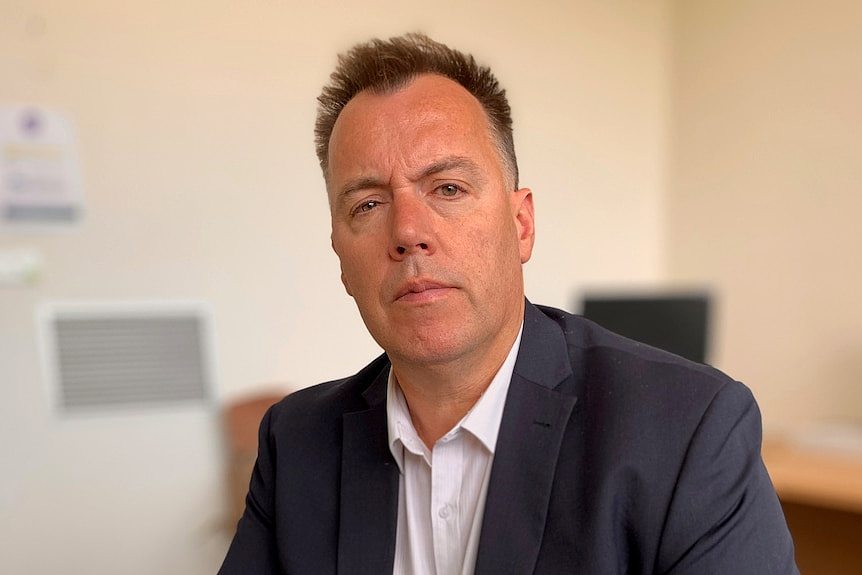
[220,34,797,574]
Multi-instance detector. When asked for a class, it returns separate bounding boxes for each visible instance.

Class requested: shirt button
[438,506,451,519]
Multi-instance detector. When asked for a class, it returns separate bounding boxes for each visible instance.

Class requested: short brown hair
[315,33,518,188]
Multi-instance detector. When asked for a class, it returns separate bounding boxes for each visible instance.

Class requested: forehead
[327,74,500,186]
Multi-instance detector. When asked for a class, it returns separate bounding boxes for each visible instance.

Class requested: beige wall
[668,0,862,430]
[6,1,859,572]
[0,1,670,573]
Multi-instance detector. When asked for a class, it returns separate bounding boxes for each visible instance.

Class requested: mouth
[393,279,456,303]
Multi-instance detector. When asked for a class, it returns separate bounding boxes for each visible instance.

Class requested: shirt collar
[460,322,522,453]
[386,322,524,472]
[386,373,428,472]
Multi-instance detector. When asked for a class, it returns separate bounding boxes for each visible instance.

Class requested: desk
[763,438,862,575]
[763,438,862,513]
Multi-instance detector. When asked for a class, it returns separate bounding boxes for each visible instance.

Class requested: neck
[391,317,521,449]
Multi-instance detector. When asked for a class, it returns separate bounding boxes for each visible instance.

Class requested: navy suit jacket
[220,302,798,574]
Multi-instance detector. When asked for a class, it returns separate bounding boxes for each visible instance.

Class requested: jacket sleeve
[218,405,282,575]
[656,381,799,574]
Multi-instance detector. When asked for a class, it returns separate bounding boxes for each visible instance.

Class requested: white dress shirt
[386,324,523,575]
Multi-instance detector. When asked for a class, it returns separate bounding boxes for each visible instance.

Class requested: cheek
[466,219,521,285]
[339,248,384,301]
[459,221,508,281]
[465,211,517,255]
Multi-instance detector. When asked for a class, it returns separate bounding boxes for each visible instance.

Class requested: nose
[388,193,435,260]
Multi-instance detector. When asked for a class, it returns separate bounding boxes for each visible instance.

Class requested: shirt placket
[431,432,464,575]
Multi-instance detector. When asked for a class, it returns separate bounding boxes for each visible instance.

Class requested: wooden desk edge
[762,437,862,515]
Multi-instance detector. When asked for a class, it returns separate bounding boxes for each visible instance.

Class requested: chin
[385,330,475,366]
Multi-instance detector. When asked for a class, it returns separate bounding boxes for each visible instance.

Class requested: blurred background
[1,0,860,573]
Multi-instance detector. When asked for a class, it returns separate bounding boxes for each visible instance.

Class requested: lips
[393,279,455,302]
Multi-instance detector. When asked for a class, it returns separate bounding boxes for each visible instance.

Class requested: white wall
[0,1,670,572]
[667,0,862,430]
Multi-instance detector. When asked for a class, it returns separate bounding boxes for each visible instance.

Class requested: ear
[511,188,535,264]
[331,236,354,297]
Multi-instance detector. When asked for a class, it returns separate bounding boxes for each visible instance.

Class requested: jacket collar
[338,365,399,575]
[473,300,578,574]
[338,300,578,574]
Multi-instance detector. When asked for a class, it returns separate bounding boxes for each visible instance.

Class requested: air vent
[40,303,213,412]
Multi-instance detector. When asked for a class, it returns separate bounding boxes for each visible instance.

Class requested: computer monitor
[579,293,711,364]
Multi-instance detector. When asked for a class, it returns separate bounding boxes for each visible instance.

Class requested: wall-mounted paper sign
[0,105,84,229]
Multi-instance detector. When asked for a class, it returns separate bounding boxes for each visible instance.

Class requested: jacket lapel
[474,302,579,575]
[337,365,399,575]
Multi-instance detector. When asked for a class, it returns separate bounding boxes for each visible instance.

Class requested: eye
[437,183,464,197]
[352,200,381,215]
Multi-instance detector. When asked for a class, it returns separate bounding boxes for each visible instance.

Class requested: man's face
[327,74,534,368]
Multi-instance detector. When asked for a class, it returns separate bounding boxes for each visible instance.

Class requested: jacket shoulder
[531,303,756,446]
[535,303,736,395]
[265,353,389,437]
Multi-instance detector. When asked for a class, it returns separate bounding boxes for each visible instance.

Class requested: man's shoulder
[265,353,388,434]
[531,303,760,501]
[531,302,748,409]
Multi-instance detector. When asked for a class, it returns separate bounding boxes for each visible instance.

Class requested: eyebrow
[413,155,486,184]
[339,176,386,198]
